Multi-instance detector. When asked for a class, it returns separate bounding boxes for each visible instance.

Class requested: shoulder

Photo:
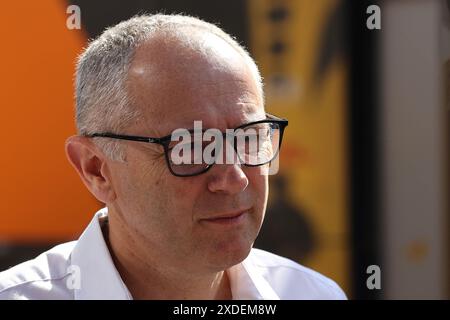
[247,248,347,300]
[0,242,77,300]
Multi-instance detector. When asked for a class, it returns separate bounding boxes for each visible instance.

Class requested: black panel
[68,0,248,47]
[348,0,381,300]
[0,243,58,272]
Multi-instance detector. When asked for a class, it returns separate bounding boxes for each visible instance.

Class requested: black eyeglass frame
[85,113,288,177]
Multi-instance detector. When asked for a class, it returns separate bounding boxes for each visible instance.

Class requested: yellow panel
[247,0,350,294]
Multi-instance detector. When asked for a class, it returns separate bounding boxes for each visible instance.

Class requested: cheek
[137,166,204,220]
[246,168,269,229]
[169,176,205,207]
[247,168,269,203]
[110,152,167,214]
[124,150,167,192]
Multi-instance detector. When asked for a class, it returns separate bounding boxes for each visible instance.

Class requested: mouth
[201,209,250,225]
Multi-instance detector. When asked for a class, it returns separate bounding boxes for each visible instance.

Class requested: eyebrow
[169,118,266,137]
[86,113,285,143]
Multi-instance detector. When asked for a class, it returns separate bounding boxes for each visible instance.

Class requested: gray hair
[75,14,264,161]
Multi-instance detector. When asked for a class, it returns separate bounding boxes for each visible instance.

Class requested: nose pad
[211,135,241,166]
[224,136,241,165]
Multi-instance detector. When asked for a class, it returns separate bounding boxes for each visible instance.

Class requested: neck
[101,211,232,300]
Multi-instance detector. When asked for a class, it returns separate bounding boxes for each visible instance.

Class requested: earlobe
[65,136,116,203]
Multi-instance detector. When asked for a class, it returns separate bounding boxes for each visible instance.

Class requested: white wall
[381,0,448,299]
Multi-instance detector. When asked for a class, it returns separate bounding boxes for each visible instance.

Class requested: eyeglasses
[85,113,288,177]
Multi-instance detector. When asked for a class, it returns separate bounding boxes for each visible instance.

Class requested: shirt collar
[71,208,132,300]
[71,208,279,300]
[228,259,280,300]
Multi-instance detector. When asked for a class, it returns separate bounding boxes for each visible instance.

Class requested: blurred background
[0,0,448,299]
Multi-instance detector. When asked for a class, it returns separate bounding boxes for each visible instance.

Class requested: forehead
[126,30,264,136]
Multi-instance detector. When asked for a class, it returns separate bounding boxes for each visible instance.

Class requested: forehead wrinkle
[125,30,263,138]
[195,74,261,106]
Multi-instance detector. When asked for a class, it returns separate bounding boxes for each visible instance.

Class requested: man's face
[107,32,268,274]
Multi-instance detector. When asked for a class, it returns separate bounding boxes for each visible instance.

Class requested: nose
[207,163,249,194]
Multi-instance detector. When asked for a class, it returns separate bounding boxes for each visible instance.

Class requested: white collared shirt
[0,208,347,300]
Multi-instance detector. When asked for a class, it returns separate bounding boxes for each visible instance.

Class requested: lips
[201,208,250,223]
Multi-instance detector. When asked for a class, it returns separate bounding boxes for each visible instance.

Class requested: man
[0,14,346,300]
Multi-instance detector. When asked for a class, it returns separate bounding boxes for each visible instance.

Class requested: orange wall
[0,1,101,242]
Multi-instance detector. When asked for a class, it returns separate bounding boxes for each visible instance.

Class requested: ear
[65,135,117,203]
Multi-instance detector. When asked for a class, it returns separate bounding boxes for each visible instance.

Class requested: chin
[205,235,254,271]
